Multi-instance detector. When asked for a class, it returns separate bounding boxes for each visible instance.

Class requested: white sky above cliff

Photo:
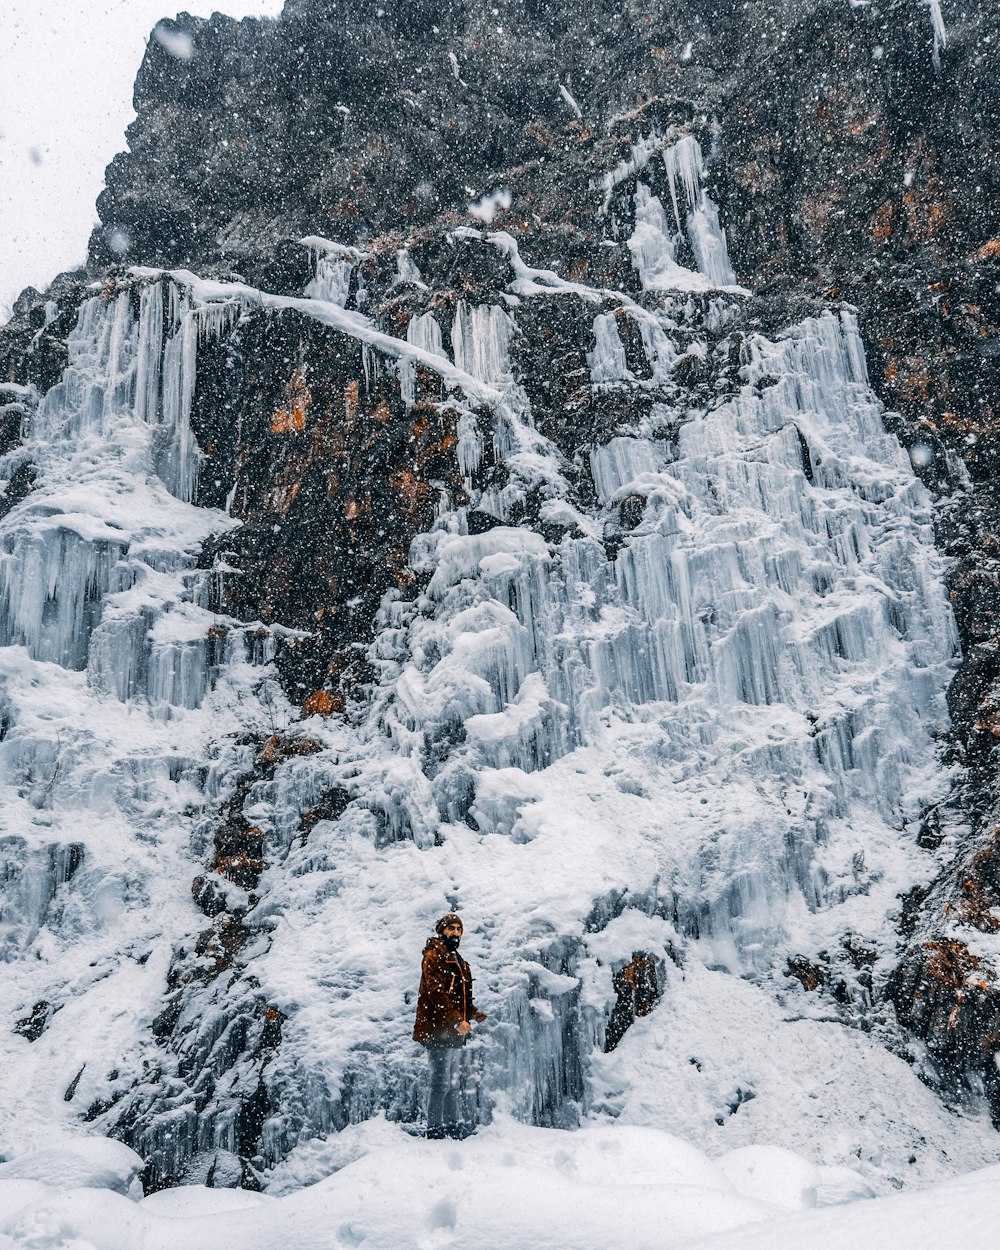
[0,0,285,320]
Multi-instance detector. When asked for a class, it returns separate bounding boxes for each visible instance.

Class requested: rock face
[1,0,1000,1194]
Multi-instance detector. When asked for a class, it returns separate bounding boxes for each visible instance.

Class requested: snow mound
[719,1144,823,1210]
[138,1185,273,1218]
[0,1119,994,1250]
[0,1137,143,1196]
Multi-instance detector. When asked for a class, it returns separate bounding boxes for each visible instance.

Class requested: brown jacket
[413,937,487,1046]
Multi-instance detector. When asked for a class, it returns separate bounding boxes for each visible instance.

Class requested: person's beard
[443,935,461,951]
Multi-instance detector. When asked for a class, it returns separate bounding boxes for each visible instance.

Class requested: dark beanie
[435,912,463,935]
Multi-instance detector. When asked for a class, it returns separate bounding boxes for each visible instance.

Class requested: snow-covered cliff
[1,0,999,1201]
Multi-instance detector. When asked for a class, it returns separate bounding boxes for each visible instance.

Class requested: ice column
[629,135,738,289]
[400,312,447,405]
[451,302,515,385]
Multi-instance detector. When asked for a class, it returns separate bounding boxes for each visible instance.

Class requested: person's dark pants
[426,1043,469,1138]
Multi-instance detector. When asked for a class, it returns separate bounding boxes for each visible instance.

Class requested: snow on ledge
[128,267,503,410]
[298,235,368,260]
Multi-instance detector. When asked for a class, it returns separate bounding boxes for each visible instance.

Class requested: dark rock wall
[189,304,468,701]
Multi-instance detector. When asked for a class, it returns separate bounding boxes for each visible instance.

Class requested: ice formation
[301,237,364,307]
[625,136,741,293]
[0,277,287,1156]
[928,0,947,68]
[0,123,992,1197]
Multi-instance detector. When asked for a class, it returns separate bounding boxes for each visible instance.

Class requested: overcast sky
[0,0,285,320]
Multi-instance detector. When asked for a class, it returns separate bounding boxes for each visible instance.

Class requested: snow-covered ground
[0,1118,995,1250]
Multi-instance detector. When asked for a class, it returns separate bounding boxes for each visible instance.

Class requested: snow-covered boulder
[0,1136,144,1197]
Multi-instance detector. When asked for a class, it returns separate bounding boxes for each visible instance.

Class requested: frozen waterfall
[0,201,966,1188]
[0,277,286,1161]
[241,252,958,1156]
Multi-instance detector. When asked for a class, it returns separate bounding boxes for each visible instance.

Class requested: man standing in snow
[413,913,488,1139]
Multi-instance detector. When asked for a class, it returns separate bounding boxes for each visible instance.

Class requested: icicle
[400,313,447,405]
[558,83,583,120]
[928,0,947,69]
[0,207,967,1169]
[157,290,202,503]
[596,132,664,214]
[407,312,446,358]
[451,302,514,385]
[0,530,132,669]
[457,410,484,478]
[687,192,737,287]
[302,239,360,306]
[396,249,423,286]
[662,135,704,232]
[587,314,630,385]
[305,255,354,305]
[196,301,240,346]
[133,284,164,426]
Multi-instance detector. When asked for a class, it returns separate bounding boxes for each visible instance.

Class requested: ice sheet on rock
[0,532,132,670]
[464,671,560,771]
[663,136,738,287]
[624,136,742,292]
[0,282,239,706]
[0,275,289,1153]
[396,248,424,287]
[406,312,445,360]
[587,313,630,384]
[629,183,706,292]
[687,194,738,289]
[635,314,680,382]
[589,437,667,504]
